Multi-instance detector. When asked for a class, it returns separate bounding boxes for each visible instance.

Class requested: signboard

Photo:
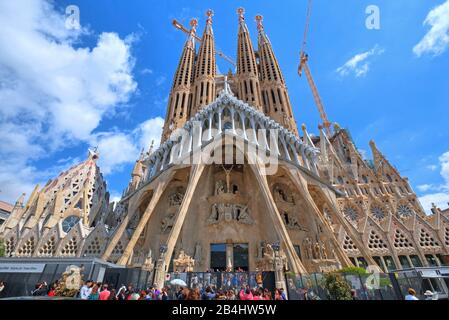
[0,263,46,273]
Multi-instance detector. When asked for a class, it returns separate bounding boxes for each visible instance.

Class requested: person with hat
[405,288,419,300]
[424,290,438,300]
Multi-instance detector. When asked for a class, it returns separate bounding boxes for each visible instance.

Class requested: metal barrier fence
[285,272,399,300]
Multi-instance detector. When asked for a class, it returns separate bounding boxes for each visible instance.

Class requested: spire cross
[189,18,198,35]
[255,14,264,31]
[237,7,245,22]
[217,75,233,95]
[206,9,214,24]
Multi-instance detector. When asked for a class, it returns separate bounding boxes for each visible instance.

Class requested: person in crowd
[187,288,200,300]
[202,286,216,300]
[129,288,141,300]
[274,288,285,300]
[350,289,359,300]
[279,288,287,300]
[116,285,127,300]
[215,290,227,300]
[125,284,134,299]
[108,289,117,300]
[424,290,435,300]
[0,281,6,298]
[263,289,272,300]
[99,283,111,300]
[139,290,147,300]
[405,288,419,300]
[144,289,153,300]
[47,282,57,297]
[226,290,236,300]
[31,281,48,296]
[252,289,263,300]
[176,287,186,300]
[80,280,93,300]
[161,287,169,300]
[239,286,253,300]
[153,287,161,300]
[88,284,100,300]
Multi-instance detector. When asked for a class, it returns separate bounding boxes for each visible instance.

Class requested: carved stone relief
[207,203,254,225]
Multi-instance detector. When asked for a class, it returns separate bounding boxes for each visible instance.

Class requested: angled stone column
[117,171,174,266]
[102,171,173,262]
[153,164,206,289]
[289,169,378,269]
[249,160,307,275]
[286,169,357,268]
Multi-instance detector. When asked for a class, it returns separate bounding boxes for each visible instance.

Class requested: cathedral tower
[235,8,263,111]
[161,19,198,142]
[191,9,217,114]
[255,15,298,136]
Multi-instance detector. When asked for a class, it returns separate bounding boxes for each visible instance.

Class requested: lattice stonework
[5,237,15,256]
[112,241,125,256]
[393,229,413,249]
[419,229,439,248]
[84,237,103,256]
[60,237,78,256]
[342,234,357,251]
[17,237,35,257]
[368,230,388,250]
[38,237,56,257]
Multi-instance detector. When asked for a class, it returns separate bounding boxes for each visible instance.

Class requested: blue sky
[0,0,448,212]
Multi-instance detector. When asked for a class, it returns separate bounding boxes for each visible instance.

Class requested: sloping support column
[153,164,206,289]
[102,171,173,262]
[249,161,307,275]
[116,172,174,266]
[286,168,353,268]
[288,168,378,269]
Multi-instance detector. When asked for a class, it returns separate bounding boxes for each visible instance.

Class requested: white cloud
[88,116,164,176]
[141,68,153,75]
[413,0,449,57]
[92,132,139,175]
[418,151,449,213]
[427,164,438,171]
[336,45,385,77]
[419,193,449,213]
[417,184,433,192]
[0,0,138,203]
[134,117,165,151]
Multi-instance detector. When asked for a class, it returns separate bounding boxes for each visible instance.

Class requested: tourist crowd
[26,279,287,300]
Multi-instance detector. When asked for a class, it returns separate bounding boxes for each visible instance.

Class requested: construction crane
[172,19,236,67]
[298,0,332,136]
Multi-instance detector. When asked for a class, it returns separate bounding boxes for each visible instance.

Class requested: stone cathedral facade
[1,9,448,288]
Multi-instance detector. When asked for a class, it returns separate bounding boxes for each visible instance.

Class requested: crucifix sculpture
[221,165,234,193]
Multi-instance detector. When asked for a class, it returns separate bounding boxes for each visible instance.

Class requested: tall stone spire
[191,9,217,114]
[161,19,198,142]
[235,8,262,111]
[255,15,298,136]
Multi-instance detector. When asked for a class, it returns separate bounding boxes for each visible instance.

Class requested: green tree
[323,273,353,300]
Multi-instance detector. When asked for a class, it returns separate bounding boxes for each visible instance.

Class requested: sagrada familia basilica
[1,9,448,289]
